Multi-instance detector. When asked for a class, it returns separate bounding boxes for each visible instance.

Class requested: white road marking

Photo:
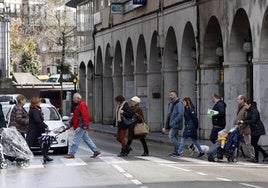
[136,156,177,164]
[24,159,44,169]
[196,172,207,176]
[100,156,128,164]
[239,183,264,188]
[123,173,133,178]
[112,164,126,173]
[160,163,192,172]
[60,158,87,166]
[216,177,232,182]
[131,179,143,185]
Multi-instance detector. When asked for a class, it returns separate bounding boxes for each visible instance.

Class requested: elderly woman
[9,94,29,138]
[126,96,149,156]
[26,97,52,163]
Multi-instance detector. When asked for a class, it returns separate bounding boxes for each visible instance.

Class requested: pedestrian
[9,94,29,138]
[64,93,101,159]
[233,95,255,159]
[26,97,53,163]
[177,97,204,157]
[113,95,134,157]
[239,99,268,163]
[163,90,184,157]
[209,93,226,144]
[126,96,149,156]
[0,103,6,128]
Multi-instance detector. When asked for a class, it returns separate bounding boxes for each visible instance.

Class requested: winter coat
[234,104,251,135]
[26,106,48,147]
[212,100,226,128]
[9,104,29,133]
[0,104,6,128]
[166,98,184,130]
[113,102,134,130]
[182,105,199,139]
[128,104,145,140]
[70,100,90,130]
[243,104,266,136]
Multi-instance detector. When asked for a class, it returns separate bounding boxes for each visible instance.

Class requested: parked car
[6,103,69,154]
[0,94,19,105]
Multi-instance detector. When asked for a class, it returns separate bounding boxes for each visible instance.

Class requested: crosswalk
[3,153,266,170]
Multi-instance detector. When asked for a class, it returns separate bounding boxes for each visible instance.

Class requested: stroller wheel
[0,162,7,169]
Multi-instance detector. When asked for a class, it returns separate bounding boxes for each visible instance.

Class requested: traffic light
[72,76,78,91]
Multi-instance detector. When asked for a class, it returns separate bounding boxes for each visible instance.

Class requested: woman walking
[113,95,134,157]
[177,97,204,157]
[126,96,149,156]
[26,97,53,163]
[9,94,29,138]
[239,100,268,163]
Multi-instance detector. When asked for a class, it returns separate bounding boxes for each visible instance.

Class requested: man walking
[234,95,255,159]
[164,90,184,156]
[64,93,101,159]
[209,93,226,144]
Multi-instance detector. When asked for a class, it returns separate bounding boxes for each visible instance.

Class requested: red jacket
[70,100,90,130]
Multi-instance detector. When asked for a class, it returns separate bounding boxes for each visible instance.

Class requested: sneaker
[64,154,75,159]
[246,157,258,163]
[141,153,149,156]
[90,151,101,158]
[169,152,180,157]
[198,153,204,158]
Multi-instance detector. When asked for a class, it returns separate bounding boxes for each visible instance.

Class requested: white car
[7,103,69,154]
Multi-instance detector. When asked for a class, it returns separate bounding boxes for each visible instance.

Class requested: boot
[124,145,132,156]
[117,148,125,157]
[43,155,53,164]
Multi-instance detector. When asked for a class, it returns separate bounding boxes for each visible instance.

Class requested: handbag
[122,116,137,126]
[134,119,149,136]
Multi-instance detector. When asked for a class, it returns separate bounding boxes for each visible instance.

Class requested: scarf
[115,101,126,127]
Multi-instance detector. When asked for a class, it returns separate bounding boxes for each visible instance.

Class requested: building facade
[66,0,268,141]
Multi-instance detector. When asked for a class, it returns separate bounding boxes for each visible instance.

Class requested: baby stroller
[0,127,34,169]
[207,126,242,162]
[38,126,66,164]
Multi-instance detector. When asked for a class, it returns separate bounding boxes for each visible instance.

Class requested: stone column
[94,75,103,123]
[253,60,268,133]
[223,61,247,129]
[103,75,114,124]
[147,70,162,131]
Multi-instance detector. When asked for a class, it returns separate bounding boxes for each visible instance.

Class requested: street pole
[60,31,66,114]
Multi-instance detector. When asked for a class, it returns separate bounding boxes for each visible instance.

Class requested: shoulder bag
[134,118,149,136]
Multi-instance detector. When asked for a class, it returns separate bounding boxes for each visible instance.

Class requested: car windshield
[0,96,13,102]
[25,106,60,121]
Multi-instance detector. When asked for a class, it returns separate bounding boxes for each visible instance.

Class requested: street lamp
[72,75,78,92]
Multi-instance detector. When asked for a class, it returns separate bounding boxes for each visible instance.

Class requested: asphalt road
[0,130,268,188]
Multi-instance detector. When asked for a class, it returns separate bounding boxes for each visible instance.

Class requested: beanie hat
[131,96,141,103]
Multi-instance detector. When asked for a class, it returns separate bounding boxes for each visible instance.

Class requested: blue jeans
[68,128,99,155]
[178,137,203,154]
[168,128,180,153]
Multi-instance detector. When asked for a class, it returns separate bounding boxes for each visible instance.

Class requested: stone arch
[163,27,178,119]
[102,43,114,124]
[87,60,94,118]
[147,31,162,131]
[79,61,86,100]
[179,22,197,105]
[94,46,103,123]
[113,41,123,98]
[136,35,148,120]
[200,16,224,138]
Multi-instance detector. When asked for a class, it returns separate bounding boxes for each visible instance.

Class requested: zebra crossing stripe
[60,158,87,166]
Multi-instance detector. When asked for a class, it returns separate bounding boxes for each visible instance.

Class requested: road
[0,130,268,188]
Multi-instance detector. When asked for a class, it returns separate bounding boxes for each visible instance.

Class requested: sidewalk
[90,123,213,147]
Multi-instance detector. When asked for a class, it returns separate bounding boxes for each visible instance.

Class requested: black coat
[212,100,226,128]
[0,104,6,128]
[182,105,199,139]
[114,102,134,130]
[26,107,48,147]
[243,104,266,136]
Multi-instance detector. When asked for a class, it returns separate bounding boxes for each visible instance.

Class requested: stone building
[66,0,268,141]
